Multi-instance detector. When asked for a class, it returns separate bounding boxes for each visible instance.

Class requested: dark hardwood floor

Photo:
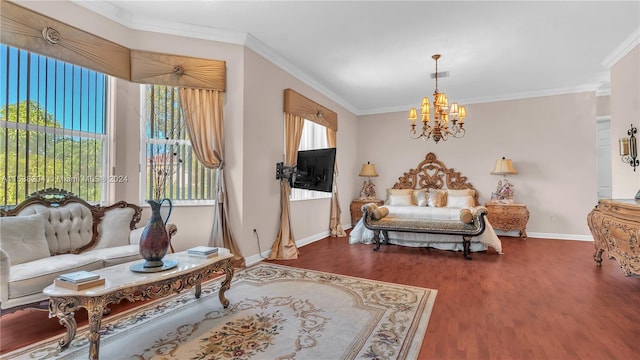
[2,235,639,359]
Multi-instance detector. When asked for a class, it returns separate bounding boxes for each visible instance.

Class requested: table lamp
[359,162,379,199]
[491,157,517,203]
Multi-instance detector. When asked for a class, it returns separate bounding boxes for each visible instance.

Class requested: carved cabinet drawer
[485,203,529,238]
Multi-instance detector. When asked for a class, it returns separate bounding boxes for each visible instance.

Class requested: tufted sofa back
[18,203,94,255]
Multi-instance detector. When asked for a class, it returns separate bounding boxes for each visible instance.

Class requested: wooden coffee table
[43,249,234,360]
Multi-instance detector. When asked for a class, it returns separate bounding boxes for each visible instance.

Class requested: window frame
[138,85,216,206]
[290,119,332,201]
[0,44,112,206]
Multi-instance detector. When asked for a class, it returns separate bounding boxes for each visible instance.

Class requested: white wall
[241,48,359,259]
[611,45,640,198]
[15,1,360,260]
[12,1,640,248]
[357,92,598,238]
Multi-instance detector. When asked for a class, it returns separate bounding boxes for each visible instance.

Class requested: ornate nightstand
[484,203,529,238]
[350,198,384,225]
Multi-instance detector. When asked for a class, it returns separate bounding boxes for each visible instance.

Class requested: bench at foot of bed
[361,203,488,260]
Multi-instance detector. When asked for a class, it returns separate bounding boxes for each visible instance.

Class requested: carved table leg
[86,298,107,360]
[49,297,78,350]
[195,283,202,299]
[56,312,77,349]
[218,258,234,308]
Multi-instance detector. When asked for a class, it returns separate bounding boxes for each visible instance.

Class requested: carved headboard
[392,152,479,205]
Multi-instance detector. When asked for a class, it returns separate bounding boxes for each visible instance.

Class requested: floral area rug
[3,263,437,360]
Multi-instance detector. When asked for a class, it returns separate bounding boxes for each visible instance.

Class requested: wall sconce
[358,162,379,199]
[619,124,639,172]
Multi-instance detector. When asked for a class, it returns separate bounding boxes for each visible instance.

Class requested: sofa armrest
[167,223,178,239]
[0,248,9,303]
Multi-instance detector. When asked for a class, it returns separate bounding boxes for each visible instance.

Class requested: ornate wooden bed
[351,152,502,257]
[391,152,480,204]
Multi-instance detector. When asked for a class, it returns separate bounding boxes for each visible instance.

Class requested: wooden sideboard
[587,199,640,276]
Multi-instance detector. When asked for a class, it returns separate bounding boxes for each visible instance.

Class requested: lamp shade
[359,162,379,177]
[491,157,518,175]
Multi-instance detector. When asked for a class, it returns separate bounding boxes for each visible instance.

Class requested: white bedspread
[349,205,503,254]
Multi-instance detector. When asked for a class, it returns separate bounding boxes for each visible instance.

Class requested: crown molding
[602,27,640,68]
[71,0,629,117]
[243,35,360,115]
[363,84,603,116]
[73,1,360,115]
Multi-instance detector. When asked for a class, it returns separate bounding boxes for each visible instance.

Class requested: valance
[283,89,337,131]
[1,0,130,80]
[131,50,226,91]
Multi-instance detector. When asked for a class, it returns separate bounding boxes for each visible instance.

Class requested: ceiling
[74,1,640,115]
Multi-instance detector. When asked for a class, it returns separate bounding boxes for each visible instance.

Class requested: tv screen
[293,148,336,193]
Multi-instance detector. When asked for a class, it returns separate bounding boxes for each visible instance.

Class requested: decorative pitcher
[139,198,173,268]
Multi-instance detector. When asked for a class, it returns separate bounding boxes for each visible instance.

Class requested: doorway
[596,118,612,199]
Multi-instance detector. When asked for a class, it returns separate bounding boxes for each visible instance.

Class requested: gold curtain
[327,128,346,237]
[268,113,305,260]
[0,0,130,80]
[179,88,245,268]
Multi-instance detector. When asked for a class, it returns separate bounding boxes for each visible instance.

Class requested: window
[141,85,216,203]
[290,119,331,200]
[0,44,109,206]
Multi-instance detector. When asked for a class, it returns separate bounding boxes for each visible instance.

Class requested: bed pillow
[385,188,413,205]
[388,194,413,206]
[427,190,447,207]
[447,195,475,209]
[0,213,51,265]
[447,189,476,197]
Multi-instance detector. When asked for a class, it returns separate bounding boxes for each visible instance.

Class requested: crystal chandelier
[408,54,468,143]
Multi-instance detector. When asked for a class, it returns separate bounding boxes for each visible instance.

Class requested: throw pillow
[95,207,135,249]
[373,206,390,220]
[417,190,429,207]
[411,189,427,205]
[0,213,50,265]
[459,208,474,223]
[427,190,447,207]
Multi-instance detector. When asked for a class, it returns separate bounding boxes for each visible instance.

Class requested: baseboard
[525,232,593,241]
[245,228,347,267]
[245,228,592,266]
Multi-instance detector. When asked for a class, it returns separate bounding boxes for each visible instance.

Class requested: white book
[59,270,100,284]
[188,252,219,259]
[188,246,219,255]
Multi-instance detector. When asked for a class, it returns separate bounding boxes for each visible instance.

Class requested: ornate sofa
[0,188,177,313]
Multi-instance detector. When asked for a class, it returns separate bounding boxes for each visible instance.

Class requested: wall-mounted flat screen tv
[293,148,336,193]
